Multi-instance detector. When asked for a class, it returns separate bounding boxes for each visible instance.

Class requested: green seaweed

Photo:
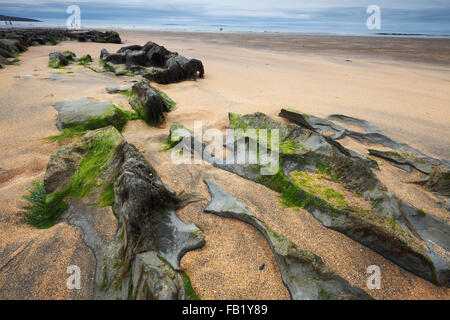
[23,129,119,228]
[152,86,176,110]
[99,184,115,207]
[43,105,139,144]
[48,59,66,69]
[181,272,201,300]
[77,54,92,65]
[21,181,69,229]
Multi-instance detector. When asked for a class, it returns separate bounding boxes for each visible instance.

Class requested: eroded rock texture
[128,81,175,126]
[100,41,204,83]
[44,127,205,299]
[168,113,450,286]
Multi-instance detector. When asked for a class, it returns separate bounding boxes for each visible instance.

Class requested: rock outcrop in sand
[128,81,176,126]
[167,112,450,287]
[36,127,205,299]
[100,42,204,83]
[0,29,121,69]
[52,98,135,132]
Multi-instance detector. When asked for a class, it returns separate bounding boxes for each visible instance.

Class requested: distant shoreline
[1,24,450,39]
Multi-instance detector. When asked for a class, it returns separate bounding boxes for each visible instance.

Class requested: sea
[2,15,450,39]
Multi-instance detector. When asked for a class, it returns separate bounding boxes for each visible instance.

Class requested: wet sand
[0,30,449,299]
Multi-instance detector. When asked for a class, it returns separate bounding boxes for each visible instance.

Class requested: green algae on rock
[166,114,450,286]
[129,81,175,126]
[23,127,205,299]
[44,98,139,144]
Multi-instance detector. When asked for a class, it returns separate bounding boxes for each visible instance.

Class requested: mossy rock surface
[22,126,205,299]
[166,115,450,286]
[52,98,133,132]
[129,81,173,126]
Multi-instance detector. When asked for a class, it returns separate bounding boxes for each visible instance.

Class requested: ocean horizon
[3,19,450,39]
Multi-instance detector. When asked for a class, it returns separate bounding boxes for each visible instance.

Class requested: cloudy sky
[1,0,449,34]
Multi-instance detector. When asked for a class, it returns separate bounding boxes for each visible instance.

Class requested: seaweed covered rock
[106,84,133,95]
[48,52,69,68]
[128,81,175,126]
[35,127,205,299]
[279,108,448,174]
[167,114,450,286]
[52,98,135,131]
[100,41,204,84]
[0,29,121,71]
[77,54,92,65]
[62,50,76,61]
[204,180,371,300]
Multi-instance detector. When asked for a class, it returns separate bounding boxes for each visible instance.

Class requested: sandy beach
[0,30,449,299]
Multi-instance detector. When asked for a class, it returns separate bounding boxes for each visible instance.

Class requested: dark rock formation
[43,127,205,299]
[125,50,147,68]
[0,29,121,69]
[204,180,371,300]
[48,52,69,68]
[128,81,173,126]
[100,41,204,84]
[279,108,448,174]
[100,48,109,60]
[68,30,121,44]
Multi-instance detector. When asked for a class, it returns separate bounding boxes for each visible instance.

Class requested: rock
[61,50,76,61]
[42,127,205,299]
[125,50,147,68]
[0,30,121,70]
[68,30,121,44]
[99,41,205,84]
[104,52,127,65]
[421,165,450,197]
[117,45,142,53]
[106,84,133,94]
[146,45,173,67]
[52,98,131,131]
[169,113,450,286]
[0,46,14,59]
[368,149,440,174]
[77,54,92,65]
[0,38,24,55]
[104,62,129,76]
[100,48,109,60]
[280,108,448,174]
[48,52,68,68]
[128,81,172,126]
[204,180,371,300]
[142,41,157,52]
